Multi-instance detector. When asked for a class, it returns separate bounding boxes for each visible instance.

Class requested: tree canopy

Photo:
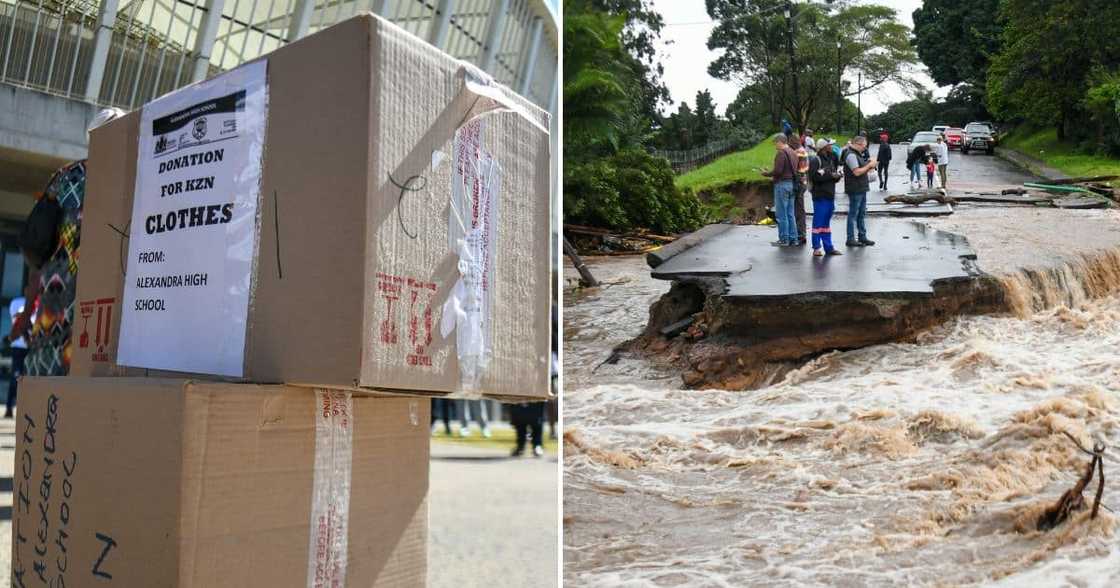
[705,0,919,134]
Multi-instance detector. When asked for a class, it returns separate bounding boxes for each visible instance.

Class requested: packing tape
[440,119,500,395]
[438,64,544,395]
[457,62,549,135]
[307,390,353,588]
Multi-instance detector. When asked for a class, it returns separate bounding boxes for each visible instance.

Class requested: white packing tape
[440,119,501,394]
[307,390,353,588]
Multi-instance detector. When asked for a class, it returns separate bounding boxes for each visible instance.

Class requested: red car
[944,128,965,150]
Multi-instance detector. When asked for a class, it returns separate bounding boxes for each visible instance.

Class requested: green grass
[431,426,558,455]
[676,134,850,194]
[1002,126,1120,187]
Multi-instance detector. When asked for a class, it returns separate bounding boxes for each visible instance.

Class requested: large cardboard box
[10,377,428,587]
[71,13,552,401]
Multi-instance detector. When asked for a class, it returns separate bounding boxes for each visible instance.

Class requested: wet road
[868,142,1036,196]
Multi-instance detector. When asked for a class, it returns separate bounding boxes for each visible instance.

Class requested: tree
[693,90,719,145]
[911,0,1001,89]
[986,0,1120,140]
[563,0,706,232]
[706,0,919,134]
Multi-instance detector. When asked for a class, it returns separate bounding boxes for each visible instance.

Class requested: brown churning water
[564,254,1120,587]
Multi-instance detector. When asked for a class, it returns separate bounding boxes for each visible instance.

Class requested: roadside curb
[994,146,1070,181]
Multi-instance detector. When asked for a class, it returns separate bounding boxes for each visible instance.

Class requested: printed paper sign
[117,60,267,377]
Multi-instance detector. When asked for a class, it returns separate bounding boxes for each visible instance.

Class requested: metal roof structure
[0,0,557,111]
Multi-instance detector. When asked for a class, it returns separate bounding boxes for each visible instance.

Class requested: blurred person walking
[511,402,546,457]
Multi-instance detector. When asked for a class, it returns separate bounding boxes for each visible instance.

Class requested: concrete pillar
[517,16,542,96]
[192,0,228,81]
[84,0,120,103]
[286,0,315,42]
[478,0,510,71]
[427,0,455,49]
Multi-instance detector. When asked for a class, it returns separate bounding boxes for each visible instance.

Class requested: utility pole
[785,1,800,134]
[857,71,863,135]
[836,38,842,135]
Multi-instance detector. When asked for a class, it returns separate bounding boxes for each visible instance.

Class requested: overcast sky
[650,0,948,117]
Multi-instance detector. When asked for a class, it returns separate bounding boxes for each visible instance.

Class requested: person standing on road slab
[760,134,799,246]
[808,140,844,257]
[875,136,892,190]
[788,133,811,245]
[935,136,950,189]
[842,136,877,247]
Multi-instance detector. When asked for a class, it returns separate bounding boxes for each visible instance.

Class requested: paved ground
[429,442,558,588]
[0,415,558,588]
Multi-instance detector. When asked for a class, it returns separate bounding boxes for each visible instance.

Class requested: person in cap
[807,139,844,256]
[841,136,877,247]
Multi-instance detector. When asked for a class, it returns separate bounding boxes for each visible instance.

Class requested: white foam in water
[564,257,1120,587]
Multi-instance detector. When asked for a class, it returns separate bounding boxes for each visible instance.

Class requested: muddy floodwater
[563,253,1120,587]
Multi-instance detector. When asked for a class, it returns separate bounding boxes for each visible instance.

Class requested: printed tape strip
[307,390,353,588]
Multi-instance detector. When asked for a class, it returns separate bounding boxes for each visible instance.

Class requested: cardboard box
[71,13,552,401]
[10,377,428,587]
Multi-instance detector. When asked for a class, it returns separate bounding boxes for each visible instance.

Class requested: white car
[907,131,941,155]
[932,125,949,135]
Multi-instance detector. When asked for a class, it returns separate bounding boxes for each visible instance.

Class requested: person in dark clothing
[511,402,546,457]
[875,137,892,190]
[808,141,844,256]
[906,144,930,188]
[788,134,810,245]
[431,398,454,436]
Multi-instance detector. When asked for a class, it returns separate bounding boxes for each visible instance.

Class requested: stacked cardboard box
[71,13,552,401]
[14,13,552,587]
[12,378,428,587]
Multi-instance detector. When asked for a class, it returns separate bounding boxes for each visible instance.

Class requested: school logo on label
[193,117,207,141]
[155,134,169,155]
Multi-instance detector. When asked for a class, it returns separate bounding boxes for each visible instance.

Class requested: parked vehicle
[907,131,941,155]
[962,122,995,155]
[976,121,1000,143]
[944,128,965,150]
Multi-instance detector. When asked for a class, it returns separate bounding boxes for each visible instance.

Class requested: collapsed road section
[631,219,1005,389]
[625,203,1120,391]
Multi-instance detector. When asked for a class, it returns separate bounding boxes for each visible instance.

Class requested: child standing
[925,154,937,188]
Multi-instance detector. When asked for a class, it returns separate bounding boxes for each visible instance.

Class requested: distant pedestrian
[803,129,815,149]
[6,293,33,418]
[876,136,892,191]
[789,133,810,245]
[511,402,546,458]
[906,144,931,189]
[761,135,799,246]
[935,136,950,189]
[781,118,793,137]
[925,154,936,188]
[431,398,453,436]
[841,136,877,247]
[456,399,491,438]
[808,140,844,256]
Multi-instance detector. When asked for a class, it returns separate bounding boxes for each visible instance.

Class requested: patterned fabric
[26,160,86,377]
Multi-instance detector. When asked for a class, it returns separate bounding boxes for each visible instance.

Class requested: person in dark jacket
[808,140,844,256]
[875,136,892,190]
